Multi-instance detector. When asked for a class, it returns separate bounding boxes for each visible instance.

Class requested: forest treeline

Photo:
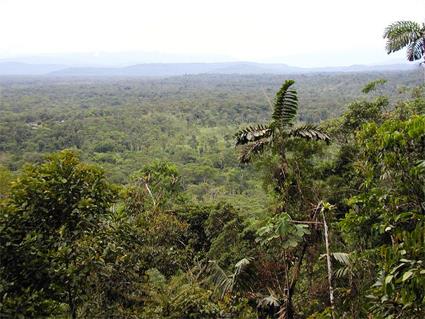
[0,69,424,318]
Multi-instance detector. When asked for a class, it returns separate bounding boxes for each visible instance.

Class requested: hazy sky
[0,0,423,66]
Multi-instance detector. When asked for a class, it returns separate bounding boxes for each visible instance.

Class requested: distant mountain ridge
[0,61,418,76]
[0,62,67,75]
[49,62,306,76]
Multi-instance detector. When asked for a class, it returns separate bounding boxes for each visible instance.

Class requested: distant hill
[0,61,418,76]
[313,63,419,73]
[0,62,66,75]
[49,62,305,76]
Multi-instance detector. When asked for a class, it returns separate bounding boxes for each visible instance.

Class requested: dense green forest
[0,67,424,318]
[0,72,422,211]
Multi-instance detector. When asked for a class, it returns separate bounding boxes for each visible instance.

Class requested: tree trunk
[422,61,425,85]
[422,51,425,85]
[66,249,77,319]
[322,211,335,319]
[285,241,308,319]
[68,282,77,319]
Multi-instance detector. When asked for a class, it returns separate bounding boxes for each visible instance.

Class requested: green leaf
[402,270,413,282]
[272,80,298,127]
[385,274,393,284]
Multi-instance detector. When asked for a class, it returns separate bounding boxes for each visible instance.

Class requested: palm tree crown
[383,21,425,62]
[235,80,330,163]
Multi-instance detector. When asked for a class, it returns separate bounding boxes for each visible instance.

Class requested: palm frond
[234,257,252,273]
[208,260,234,298]
[383,21,423,53]
[332,252,351,266]
[331,252,352,279]
[335,266,350,279]
[239,138,271,163]
[257,288,280,308]
[272,80,298,127]
[232,257,255,292]
[289,124,330,143]
[208,257,254,299]
[235,124,271,146]
[406,38,424,61]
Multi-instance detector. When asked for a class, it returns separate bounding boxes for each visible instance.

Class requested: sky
[0,0,423,67]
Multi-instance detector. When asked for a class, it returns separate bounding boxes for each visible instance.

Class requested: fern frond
[289,124,330,143]
[406,38,424,61]
[272,80,298,127]
[235,124,271,145]
[239,138,271,163]
[383,21,423,54]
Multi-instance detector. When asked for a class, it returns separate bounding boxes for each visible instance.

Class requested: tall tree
[0,150,116,318]
[234,80,330,318]
[235,80,329,189]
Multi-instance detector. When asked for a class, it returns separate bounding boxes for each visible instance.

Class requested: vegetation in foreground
[0,70,424,318]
